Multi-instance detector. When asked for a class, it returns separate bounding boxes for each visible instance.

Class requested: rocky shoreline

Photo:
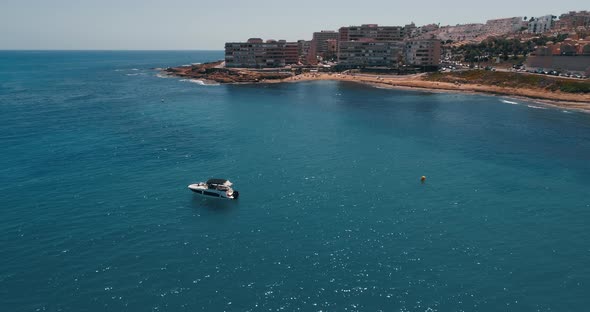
[163,61,590,111]
[164,61,292,84]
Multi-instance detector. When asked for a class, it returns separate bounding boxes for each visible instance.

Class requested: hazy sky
[0,0,585,50]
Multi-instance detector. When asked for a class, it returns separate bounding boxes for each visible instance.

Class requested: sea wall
[526,55,590,74]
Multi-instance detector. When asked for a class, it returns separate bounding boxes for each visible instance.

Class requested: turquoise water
[1,51,590,311]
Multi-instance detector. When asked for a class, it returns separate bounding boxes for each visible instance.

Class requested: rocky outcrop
[165,61,292,83]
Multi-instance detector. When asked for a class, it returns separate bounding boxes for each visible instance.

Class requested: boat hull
[188,184,239,200]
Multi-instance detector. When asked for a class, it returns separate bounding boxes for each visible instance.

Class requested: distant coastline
[163,61,590,112]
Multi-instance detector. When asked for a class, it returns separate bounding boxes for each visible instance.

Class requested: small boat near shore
[188,178,239,200]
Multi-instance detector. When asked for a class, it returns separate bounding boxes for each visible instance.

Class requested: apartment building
[284,42,299,65]
[338,40,404,68]
[325,39,338,60]
[339,24,403,42]
[435,24,486,42]
[297,40,311,60]
[404,39,441,68]
[555,11,590,29]
[225,38,299,68]
[311,31,339,60]
[528,15,554,34]
[484,17,525,34]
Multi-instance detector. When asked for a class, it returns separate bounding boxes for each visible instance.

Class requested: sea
[1,51,589,312]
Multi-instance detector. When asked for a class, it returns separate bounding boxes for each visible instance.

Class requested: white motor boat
[188,178,239,200]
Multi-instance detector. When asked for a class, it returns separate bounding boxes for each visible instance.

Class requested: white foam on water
[527,105,547,110]
[372,85,391,90]
[501,99,518,105]
[180,79,220,86]
[156,73,171,79]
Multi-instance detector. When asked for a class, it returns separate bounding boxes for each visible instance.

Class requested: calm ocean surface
[1,51,589,311]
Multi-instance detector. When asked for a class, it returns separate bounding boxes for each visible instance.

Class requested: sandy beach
[264,72,590,112]
[165,62,590,112]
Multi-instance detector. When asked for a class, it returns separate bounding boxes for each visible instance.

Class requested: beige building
[339,24,403,42]
[335,24,405,68]
[484,17,525,34]
[311,31,339,60]
[225,38,299,68]
[297,40,312,64]
[325,39,338,60]
[555,11,590,30]
[435,24,486,42]
[404,39,441,68]
[338,40,404,68]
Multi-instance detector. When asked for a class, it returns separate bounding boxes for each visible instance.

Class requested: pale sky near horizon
[0,0,586,50]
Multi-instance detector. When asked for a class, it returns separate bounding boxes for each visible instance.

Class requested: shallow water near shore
[1,51,590,311]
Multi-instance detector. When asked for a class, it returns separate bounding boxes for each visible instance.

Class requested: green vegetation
[529,34,569,46]
[453,35,570,62]
[425,70,590,93]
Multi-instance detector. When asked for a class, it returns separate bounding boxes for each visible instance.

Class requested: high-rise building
[225,38,299,68]
[404,39,441,68]
[336,24,404,67]
[297,40,312,64]
[311,30,339,60]
[325,39,338,60]
[528,15,554,34]
[338,40,404,68]
[284,42,299,65]
[338,24,403,42]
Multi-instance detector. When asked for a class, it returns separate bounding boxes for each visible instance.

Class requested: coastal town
[166,10,590,108]
[221,11,590,75]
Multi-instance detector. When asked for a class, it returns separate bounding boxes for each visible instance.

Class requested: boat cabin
[188,178,239,200]
[206,178,233,190]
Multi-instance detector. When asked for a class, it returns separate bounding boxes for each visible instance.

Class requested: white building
[485,17,525,34]
[528,15,554,34]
